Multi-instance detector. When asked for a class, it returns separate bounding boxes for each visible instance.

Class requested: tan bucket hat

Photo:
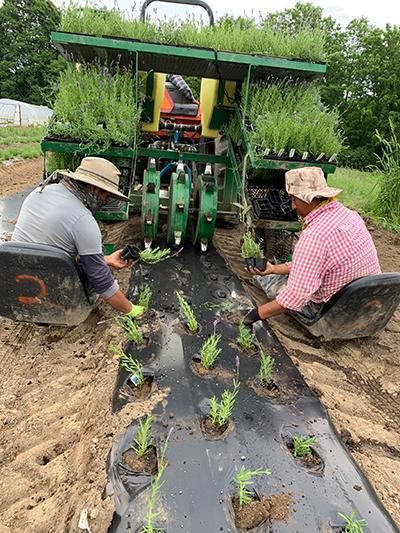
[285,167,342,204]
[60,157,130,202]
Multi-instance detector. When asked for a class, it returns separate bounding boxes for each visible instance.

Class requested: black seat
[289,273,400,341]
[0,242,97,326]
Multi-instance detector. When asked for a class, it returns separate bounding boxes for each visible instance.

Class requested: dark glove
[242,307,261,325]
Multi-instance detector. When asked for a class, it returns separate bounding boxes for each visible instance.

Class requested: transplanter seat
[289,273,400,341]
[0,241,97,326]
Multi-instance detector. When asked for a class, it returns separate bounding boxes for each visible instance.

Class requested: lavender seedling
[140,428,173,533]
[290,434,315,457]
[139,284,152,307]
[209,377,240,429]
[200,321,221,369]
[241,230,263,259]
[109,344,144,387]
[221,300,232,313]
[237,318,256,351]
[176,291,198,333]
[115,315,144,345]
[234,466,271,507]
[139,247,171,264]
[132,415,153,456]
[337,510,367,533]
[259,347,275,386]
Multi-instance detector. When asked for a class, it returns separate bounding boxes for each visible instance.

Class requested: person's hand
[244,261,275,276]
[105,249,133,269]
[192,98,200,106]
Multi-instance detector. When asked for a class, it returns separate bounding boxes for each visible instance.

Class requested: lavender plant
[132,415,153,456]
[115,315,144,345]
[237,319,256,351]
[140,428,173,533]
[176,291,198,333]
[61,2,325,62]
[337,510,367,533]
[139,285,152,308]
[47,58,142,151]
[234,466,271,507]
[200,322,221,369]
[209,377,240,428]
[241,230,263,259]
[291,434,316,457]
[139,247,172,264]
[109,344,145,387]
[259,347,275,386]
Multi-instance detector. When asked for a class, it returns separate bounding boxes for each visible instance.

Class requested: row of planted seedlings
[107,255,368,533]
[227,75,344,164]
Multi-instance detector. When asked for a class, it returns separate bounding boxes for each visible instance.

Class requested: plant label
[302,152,308,160]
[130,373,140,386]
[316,153,325,161]
[277,149,285,157]
[328,153,337,162]
[264,148,270,156]
[289,149,295,158]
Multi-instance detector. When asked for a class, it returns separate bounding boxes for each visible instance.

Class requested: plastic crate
[252,192,298,221]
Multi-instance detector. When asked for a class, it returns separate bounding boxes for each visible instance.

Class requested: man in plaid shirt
[243,167,381,324]
[166,75,200,106]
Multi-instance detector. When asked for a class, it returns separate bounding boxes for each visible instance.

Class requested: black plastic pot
[245,257,255,269]
[254,257,268,271]
[121,244,141,261]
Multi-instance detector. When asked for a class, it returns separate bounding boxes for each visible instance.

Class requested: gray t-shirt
[12,183,102,257]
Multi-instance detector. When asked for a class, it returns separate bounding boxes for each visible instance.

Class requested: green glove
[125,304,146,319]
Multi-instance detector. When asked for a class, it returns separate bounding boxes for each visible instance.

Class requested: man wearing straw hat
[12,156,145,319]
[242,167,381,324]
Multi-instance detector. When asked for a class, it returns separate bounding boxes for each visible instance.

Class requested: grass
[328,167,378,215]
[0,144,43,163]
[0,125,46,144]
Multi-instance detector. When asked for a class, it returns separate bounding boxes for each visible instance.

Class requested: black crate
[251,192,298,221]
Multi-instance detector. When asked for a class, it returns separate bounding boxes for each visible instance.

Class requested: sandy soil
[0,157,399,532]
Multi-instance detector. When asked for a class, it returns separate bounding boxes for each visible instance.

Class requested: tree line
[0,0,398,170]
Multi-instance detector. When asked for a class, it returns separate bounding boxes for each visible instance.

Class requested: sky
[44,0,400,30]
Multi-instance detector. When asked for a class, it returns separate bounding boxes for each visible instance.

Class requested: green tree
[0,0,65,105]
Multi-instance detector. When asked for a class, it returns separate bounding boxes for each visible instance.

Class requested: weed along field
[0,158,399,532]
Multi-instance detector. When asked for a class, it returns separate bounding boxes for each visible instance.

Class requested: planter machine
[1,0,400,337]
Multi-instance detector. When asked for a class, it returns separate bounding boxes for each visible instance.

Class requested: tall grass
[61,2,326,63]
[328,168,378,215]
[370,122,400,232]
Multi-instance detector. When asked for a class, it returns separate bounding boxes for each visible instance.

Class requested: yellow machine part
[139,71,166,133]
[199,78,236,138]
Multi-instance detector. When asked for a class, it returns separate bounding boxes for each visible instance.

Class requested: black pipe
[159,118,202,134]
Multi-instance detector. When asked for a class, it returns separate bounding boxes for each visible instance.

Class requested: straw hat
[60,157,130,202]
[285,167,342,204]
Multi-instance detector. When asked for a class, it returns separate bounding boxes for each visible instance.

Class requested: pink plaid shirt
[276,200,381,311]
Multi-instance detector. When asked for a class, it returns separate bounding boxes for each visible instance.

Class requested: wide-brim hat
[285,167,342,204]
[59,156,130,202]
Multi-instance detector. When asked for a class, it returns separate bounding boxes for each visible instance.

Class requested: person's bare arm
[104,289,134,313]
[258,299,287,319]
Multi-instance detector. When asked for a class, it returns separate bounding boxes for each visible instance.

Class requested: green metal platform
[51,31,326,82]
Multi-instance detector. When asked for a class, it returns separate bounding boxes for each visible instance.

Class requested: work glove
[237,307,262,326]
[125,303,146,319]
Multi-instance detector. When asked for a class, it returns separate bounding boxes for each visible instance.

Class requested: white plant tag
[264,148,270,156]
[130,374,140,386]
[316,153,325,161]
[289,149,295,158]
[277,149,285,157]
[302,152,308,160]
[328,153,337,162]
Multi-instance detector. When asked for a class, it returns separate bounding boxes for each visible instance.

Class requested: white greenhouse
[0,99,53,126]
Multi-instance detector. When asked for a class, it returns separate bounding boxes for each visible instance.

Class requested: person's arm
[258,299,288,319]
[105,249,133,269]
[104,289,134,313]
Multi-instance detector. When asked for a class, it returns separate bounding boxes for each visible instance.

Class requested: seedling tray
[105,241,399,533]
